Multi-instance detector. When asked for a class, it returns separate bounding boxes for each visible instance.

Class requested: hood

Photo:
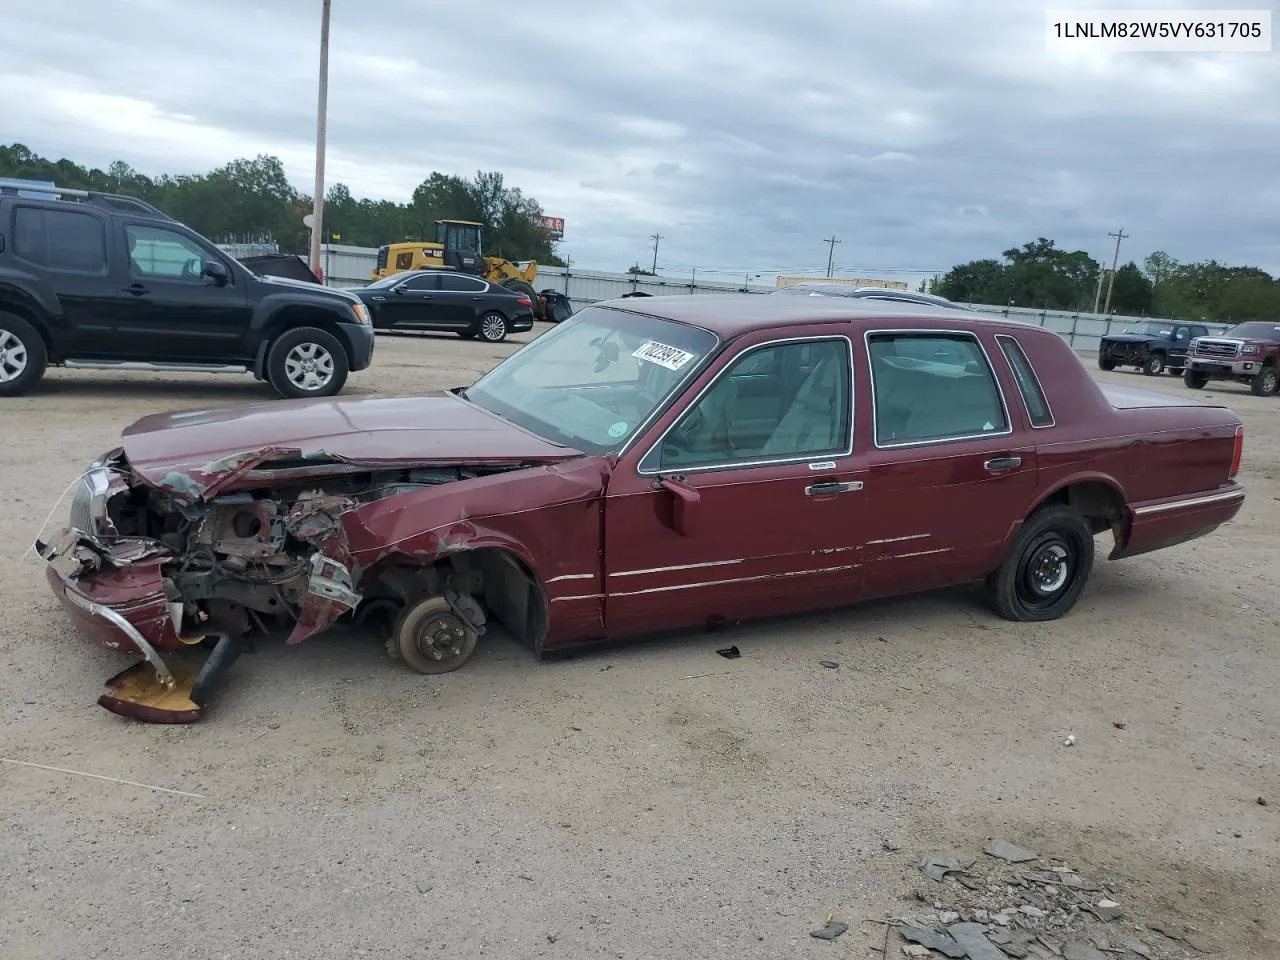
[257,273,362,304]
[120,392,583,499]
[1101,334,1159,344]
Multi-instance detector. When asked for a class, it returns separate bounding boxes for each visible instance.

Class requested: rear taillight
[1230,424,1243,478]
[518,296,532,306]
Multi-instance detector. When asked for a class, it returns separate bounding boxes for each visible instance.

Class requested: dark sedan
[351,270,536,342]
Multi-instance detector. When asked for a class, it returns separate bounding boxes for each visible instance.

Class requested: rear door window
[996,335,1054,427]
[13,206,108,273]
[867,332,1009,445]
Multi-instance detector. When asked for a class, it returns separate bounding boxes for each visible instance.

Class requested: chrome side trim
[635,334,856,477]
[1132,488,1245,516]
[61,584,176,688]
[863,328,1015,449]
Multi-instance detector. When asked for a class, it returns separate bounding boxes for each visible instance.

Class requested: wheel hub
[1029,544,1070,594]
[416,613,468,661]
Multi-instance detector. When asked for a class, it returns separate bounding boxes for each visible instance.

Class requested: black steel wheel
[987,504,1094,622]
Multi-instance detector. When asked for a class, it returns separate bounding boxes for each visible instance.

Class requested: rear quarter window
[996,334,1054,428]
[12,206,108,273]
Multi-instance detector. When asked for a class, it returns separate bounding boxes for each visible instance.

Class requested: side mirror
[202,261,230,285]
[660,477,701,537]
[393,285,407,295]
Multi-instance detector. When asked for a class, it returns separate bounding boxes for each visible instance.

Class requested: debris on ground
[921,855,977,882]
[809,918,848,940]
[819,660,840,669]
[889,841,1205,959]
[985,840,1038,863]
[715,645,740,659]
[1063,735,1077,746]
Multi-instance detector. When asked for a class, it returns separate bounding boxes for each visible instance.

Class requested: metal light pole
[308,0,332,276]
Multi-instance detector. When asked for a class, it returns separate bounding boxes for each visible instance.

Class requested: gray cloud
[3,0,1277,282]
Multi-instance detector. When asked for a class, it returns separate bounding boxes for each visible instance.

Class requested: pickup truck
[1097,320,1209,376]
[37,295,1246,722]
[0,184,374,398]
[1183,321,1280,395]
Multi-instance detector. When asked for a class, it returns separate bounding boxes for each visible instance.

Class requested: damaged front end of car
[36,446,556,724]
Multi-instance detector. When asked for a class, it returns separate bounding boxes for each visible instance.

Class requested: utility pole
[1102,227,1128,315]
[650,233,662,274]
[308,0,332,277]
[823,236,840,278]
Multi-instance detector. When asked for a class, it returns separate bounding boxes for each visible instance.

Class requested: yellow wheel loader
[371,220,572,323]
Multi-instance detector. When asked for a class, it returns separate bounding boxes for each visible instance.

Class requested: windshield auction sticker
[633,340,695,370]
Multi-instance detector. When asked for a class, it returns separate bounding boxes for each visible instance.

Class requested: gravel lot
[1,325,1276,960]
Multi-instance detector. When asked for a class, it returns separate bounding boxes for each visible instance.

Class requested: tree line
[925,238,1280,322]
[0,143,564,266]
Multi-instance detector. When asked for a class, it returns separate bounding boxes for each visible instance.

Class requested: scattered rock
[902,947,931,958]
[882,839,902,852]
[1233,831,1243,838]
[946,922,1008,960]
[1019,905,1048,918]
[985,840,1038,863]
[956,875,982,890]
[715,645,740,659]
[899,924,966,958]
[1064,735,1077,746]
[1257,797,1268,806]
[1123,938,1153,957]
[1112,721,1126,729]
[809,920,848,940]
[819,660,839,669]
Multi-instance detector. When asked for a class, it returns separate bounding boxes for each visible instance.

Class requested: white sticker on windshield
[633,340,694,370]
[608,421,629,439]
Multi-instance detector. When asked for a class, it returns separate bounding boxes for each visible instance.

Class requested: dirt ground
[0,326,1275,960]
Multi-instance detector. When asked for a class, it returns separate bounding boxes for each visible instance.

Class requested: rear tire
[1183,367,1209,389]
[477,312,509,343]
[1251,366,1278,396]
[0,313,49,397]
[1097,354,1116,371]
[266,326,349,399]
[986,505,1095,622]
[1142,352,1165,376]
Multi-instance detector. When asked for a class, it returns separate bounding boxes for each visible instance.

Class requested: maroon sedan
[37,295,1246,722]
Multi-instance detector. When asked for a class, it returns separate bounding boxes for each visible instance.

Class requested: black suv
[1096,321,1209,377]
[0,185,375,398]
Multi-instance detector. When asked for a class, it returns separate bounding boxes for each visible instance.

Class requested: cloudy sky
[4,0,1278,283]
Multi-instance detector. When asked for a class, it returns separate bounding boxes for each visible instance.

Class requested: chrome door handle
[984,456,1022,472]
[805,481,862,496]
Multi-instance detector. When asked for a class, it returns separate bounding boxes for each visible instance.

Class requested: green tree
[1104,262,1153,315]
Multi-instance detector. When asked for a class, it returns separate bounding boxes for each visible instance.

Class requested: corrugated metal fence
[310,243,1229,352]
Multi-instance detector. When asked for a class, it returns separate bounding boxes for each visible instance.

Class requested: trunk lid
[1098,382,1221,409]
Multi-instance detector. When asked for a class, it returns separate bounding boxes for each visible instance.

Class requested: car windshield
[463,305,718,455]
[1125,322,1174,337]
[1224,321,1280,340]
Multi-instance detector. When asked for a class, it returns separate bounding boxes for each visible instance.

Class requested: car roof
[595,293,1034,340]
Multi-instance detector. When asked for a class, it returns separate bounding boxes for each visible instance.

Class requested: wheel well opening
[268,308,351,357]
[357,547,548,652]
[1040,481,1125,536]
[0,301,56,357]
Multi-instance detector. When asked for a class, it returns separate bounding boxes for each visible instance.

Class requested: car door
[1169,325,1194,365]
[603,328,868,639]
[112,220,250,361]
[7,202,120,356]
[856,328,1039,600]
[374,272,442,329]
[435,273,489,330]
